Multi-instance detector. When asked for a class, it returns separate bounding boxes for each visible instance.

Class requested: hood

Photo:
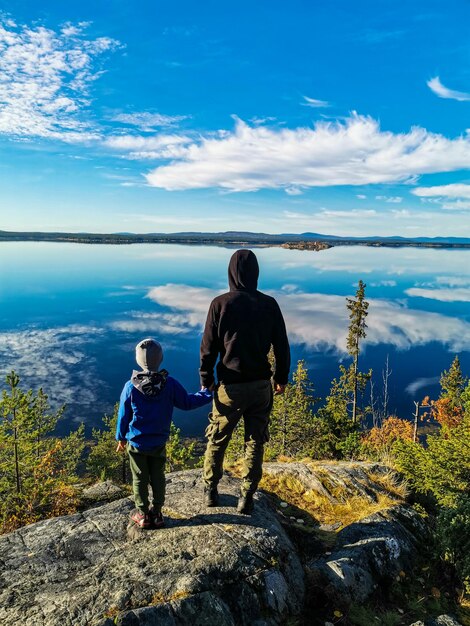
[131,369,168,398]
[228,249,259,292]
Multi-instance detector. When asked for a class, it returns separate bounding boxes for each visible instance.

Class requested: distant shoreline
[1,230,470,249]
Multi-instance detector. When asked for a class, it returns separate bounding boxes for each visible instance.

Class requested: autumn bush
[361,415,414,462]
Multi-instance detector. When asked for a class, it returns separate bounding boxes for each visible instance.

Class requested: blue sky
[1,0,470,236]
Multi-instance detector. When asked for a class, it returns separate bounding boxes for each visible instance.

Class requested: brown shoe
[130,510,151,529]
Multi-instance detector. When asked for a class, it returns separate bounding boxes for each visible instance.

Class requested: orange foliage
[432,397,464,429]
[362,416,414,453]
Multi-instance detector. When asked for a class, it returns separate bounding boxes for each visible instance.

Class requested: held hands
[201,383,216,392]
[116,441,126,453]
[274,383,286,395]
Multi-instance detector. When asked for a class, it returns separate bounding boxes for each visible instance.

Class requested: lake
[0,242,469,437]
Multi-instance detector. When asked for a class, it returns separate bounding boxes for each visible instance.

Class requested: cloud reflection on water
[0,325,106,418]
[144,283,470,353]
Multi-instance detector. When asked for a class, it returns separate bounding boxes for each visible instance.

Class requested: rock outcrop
[307,504,427,605]
[0,471,304,626]
[0,462,430,625]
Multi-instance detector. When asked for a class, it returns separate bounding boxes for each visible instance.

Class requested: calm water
[1,242,469,436]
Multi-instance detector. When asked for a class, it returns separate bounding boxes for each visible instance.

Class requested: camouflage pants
[203,380,273,496]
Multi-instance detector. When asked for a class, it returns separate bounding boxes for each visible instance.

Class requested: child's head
[135,338,163,372]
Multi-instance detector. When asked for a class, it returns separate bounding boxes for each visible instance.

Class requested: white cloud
[144,283,470,353]
[405,376,439,396]
[110,311,194,335]
[320,208,377,218]
[145,115,470,192]
[412,183,470,199]
[442,200,470,211]
[436,276,470,287]
[301,95,330,108]
[105,133,191,159]
[375,195,403,203]
[370,280,397,287]
[0,19,119,141]
[412,183,470,211]
[285,186,303,196]
[405,287,470,302]
[356,194,367,199]
[427,76,470,102]
[112,112,188,131]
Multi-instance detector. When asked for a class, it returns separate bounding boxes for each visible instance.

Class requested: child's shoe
[150,508,165,529]
[130,510,151,529]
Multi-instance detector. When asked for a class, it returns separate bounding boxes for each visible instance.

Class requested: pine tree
[441,355,467,399]
[432,356,468,428]
[268,360,317,458]
[346,280,370,424]
[0,371,84,533]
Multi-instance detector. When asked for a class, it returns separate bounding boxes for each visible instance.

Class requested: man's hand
[203,382,215,392]
[116,441,126,453]
[274,383,286,395]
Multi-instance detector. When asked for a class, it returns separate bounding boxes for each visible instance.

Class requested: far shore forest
[2,229,470,248]
[1,280,470,600]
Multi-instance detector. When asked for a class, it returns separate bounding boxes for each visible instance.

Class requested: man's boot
[237,492,254,515]
[204,486,219,507]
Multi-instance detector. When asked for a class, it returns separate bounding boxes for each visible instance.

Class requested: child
[116,338,212,529]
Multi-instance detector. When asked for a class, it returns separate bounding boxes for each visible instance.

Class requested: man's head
[228,249,259,292]
[135,338,163,372]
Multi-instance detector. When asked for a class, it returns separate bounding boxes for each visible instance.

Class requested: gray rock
[0,471,304,626]
[434,617,463,626]
[409,617,463,626]
[307,504,427,604]
[82,480,125,502]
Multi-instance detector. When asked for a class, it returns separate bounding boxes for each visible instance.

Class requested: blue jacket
[115,369,212,450]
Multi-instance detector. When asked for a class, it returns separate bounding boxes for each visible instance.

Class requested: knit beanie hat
[135,338,163,372]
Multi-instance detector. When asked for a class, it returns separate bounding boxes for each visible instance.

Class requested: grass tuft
[260,472,400,527]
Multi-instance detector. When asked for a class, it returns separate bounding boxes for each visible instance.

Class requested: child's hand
[116,441,126,453]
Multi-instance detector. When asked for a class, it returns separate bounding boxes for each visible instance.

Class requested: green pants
[127,443,166,514]
[203,380,273,496]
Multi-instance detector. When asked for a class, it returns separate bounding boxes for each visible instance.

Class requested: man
[200,249,290,514]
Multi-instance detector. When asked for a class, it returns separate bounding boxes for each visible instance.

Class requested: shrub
[361,416,414,462]
[436,496,470,594]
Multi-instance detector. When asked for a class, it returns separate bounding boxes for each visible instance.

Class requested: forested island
[2,229,470,249]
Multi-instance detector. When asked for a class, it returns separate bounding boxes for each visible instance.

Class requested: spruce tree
[433,356,468,428]
[0,371,84,533]
[346,280,370,424]
[268,360,317,458]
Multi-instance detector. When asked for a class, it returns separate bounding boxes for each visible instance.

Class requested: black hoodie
[200,249,290,387]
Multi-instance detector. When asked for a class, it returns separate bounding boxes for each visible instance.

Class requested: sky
[0,0,470,237]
